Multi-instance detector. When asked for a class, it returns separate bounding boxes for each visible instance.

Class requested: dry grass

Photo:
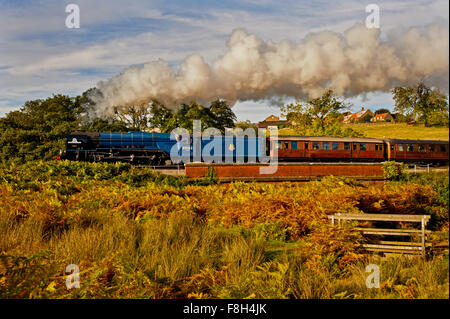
[0,161,448,299]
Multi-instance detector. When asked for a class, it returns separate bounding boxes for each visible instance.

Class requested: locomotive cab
[63,132,100,160]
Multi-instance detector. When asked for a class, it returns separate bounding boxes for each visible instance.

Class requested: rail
[328,213,431,258]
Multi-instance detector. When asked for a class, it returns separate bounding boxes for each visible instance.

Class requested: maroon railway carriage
[270,136,385,162]
[385,139,449,165]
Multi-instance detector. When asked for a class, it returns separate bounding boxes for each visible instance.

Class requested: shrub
[383,161,409,181]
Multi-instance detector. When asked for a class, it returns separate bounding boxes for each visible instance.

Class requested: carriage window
[312,142,320,150]
[323,142,330,150]
[407,144,414,152]
[440,145,447,152]
[360,143,367,151]
[291,141,298,150]
[418,144,425,152]
[305,142,308,150]
[429,145,436,152]
[344,142,351,150]
[390,145,394,151]
[283,141,289,150]
[398,144,404,151]
[353,143,357,151]
[332,143,339,150]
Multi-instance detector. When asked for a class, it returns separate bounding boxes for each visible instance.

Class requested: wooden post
[331,215,335,226]
[421,216,426,259]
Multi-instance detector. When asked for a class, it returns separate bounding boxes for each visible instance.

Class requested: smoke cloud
[93,22,449,116]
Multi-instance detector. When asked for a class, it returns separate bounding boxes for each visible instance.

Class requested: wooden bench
[328,213,431,258]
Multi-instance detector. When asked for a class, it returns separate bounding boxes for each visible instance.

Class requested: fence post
[421,216,426,259]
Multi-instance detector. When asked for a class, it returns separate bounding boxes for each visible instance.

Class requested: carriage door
[283,141,290,157]
[352,142,359,160]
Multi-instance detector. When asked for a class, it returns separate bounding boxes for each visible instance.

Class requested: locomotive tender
[61,131,449,165]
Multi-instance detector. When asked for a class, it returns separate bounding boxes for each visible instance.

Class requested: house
[370,112,395,123]
[343,107,374,123]
[257,115,290,128]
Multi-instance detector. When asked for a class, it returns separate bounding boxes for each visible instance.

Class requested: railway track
[134,164,185,170]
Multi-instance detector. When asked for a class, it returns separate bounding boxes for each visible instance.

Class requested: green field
[279,123,449,140]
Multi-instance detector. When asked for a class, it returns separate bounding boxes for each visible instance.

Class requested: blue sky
[0,0,448,121]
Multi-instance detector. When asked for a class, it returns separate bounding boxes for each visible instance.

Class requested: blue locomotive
[61,131,267,165]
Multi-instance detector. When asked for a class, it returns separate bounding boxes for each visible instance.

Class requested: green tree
[148,101,173,132]
[392,82,448,127]
[114,104,151,131]
[426,110,449,127]
[76,88,129,132]
[374,108,390,115]
[148,100,236,133]
[80,118,129,132]
[281,89,361,137]
[0,95,80,163]
[234,120,258,131]
[209,99,236,132]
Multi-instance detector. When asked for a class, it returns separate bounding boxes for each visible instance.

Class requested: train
[60,131,449,166]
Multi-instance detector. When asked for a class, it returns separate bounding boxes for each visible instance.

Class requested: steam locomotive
[60,131,449,165]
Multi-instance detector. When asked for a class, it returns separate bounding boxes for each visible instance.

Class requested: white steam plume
[93,23,449,116]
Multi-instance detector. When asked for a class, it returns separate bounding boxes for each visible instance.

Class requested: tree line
[0,89,236,164]
[281,81,448,136]
[0,81,447,164]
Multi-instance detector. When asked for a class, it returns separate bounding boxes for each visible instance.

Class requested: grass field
[279,123,449,140]
[0,161,448,299]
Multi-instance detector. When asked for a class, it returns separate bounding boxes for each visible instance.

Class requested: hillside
[279,123,449,140]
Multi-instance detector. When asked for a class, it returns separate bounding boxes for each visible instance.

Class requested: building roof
[343,108,373,122]
[263,115,280,122]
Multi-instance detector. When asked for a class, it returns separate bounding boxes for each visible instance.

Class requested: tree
[392,82,448,127]
[148,101,173,132]
[114,104,152,131]
[148,100,237,133]
[281,89,361,137]
[426,110,449,127]
[80,118,129,132]
[75,88,129,132]
[234,120,258,131]
[0,95,80,163]
[209,99,236,132]
[374,108,390,115]
[282,89,349,131]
